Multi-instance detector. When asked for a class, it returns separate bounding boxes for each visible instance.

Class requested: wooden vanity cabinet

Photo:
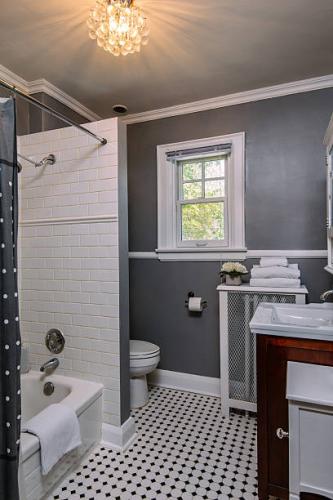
[256,334,333,500]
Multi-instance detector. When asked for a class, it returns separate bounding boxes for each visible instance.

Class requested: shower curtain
[0,97,21,500]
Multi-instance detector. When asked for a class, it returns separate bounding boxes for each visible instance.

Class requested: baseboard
[101,416,137,452]
[148,369,220,397]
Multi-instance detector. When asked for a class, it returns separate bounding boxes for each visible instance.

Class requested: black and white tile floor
[50,386,258,500]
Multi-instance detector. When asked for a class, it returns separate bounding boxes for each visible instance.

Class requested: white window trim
[156,132,246,261]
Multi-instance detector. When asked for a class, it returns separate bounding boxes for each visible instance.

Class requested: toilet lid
[130,340,160,358]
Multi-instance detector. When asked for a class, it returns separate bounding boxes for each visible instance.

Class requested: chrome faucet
[320,289,333,302]
[40,358,59,373]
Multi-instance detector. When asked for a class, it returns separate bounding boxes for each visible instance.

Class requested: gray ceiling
[0,0,333,118]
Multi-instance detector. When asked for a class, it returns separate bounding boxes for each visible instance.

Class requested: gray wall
[29,92,87,134]
[0,89,30,135]
[0,89,87,135]
[117,121,131,423]
[127,88,333,378]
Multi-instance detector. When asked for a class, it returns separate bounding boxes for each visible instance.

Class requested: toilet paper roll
[188,297,203,312]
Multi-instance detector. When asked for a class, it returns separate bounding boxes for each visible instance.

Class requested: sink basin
[250,303,333,340]
[272,305,333,328]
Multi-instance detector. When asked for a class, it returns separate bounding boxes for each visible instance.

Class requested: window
[177,155,227,247]
[157,133,245,261]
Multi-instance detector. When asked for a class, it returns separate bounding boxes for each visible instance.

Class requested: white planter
[225,275,242,286]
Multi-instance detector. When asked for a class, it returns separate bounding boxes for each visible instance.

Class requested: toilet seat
[130,340,160,359]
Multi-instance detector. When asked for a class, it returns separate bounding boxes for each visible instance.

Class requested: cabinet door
[266,343,289,489]
[257,336,333,500]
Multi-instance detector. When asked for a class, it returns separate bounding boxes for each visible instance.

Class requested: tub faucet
[320,289,333,302]
[40,358,59,373]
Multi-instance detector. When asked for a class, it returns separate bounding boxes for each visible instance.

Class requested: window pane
[205,179,225,198]
[181,202,224,241]
[205,158,225,178]
[182,162,202,181]
[183,182,202,200]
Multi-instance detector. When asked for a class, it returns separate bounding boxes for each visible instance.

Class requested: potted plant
[220,262,248,286]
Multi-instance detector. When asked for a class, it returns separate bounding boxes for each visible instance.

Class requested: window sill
[155,248,247,262]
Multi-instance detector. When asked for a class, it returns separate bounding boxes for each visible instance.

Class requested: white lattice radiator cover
[218,284,308,416]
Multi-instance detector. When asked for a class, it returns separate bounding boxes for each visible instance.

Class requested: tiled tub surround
[18,118,126,428]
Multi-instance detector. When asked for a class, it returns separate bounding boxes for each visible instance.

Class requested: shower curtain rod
[0,78,107,145]
[17,152,56,168]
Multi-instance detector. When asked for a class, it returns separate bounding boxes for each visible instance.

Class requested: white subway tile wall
[18,118,122,426]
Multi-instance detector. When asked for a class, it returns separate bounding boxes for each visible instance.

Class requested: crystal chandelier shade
[87,0,149,56]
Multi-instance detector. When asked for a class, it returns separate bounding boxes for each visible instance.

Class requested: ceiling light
[87,0,149,57]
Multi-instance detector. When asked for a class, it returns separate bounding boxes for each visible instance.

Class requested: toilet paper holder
[185,291,208,312]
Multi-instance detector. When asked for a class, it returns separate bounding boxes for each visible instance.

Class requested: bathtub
[19,371,103,500]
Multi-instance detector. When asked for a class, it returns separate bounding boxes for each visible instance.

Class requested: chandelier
[87,0,149,56]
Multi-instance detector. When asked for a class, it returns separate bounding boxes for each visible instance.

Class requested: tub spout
[320,289,333,302]
[40,358,59,373]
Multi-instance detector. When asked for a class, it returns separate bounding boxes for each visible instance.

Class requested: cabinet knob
[276,427,289,439]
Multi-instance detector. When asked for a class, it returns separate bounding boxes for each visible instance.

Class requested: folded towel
[259,257,288,268]
[251,265,300,279]
[253,263,298,270]
[22,404,82,475]
[250,278,301,288]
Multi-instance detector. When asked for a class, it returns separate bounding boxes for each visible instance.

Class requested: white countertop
[250,302,333,341]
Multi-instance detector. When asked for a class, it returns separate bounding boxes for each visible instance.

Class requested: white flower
[221,261,247,275]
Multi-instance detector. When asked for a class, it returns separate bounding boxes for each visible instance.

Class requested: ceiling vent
[112,104,128,114]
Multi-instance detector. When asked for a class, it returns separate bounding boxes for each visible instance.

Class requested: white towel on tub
[22,403,82,475]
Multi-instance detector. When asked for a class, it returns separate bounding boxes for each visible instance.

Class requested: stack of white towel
[250,257,301,288]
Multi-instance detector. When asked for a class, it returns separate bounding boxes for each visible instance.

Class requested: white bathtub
[19,371,103,500]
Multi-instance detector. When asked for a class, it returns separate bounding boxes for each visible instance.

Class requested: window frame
[176,153,229,248]
[157,132,246,261]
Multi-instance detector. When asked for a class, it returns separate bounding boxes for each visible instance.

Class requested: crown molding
[27,78,101,122]
[124,73,333,125]
[0,64,101,122]
[0,64,29,92]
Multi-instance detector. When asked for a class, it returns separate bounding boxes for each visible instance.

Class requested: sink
[250,303,333,340]
[272,305,333,328]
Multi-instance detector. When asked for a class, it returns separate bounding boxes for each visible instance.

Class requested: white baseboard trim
[148,369,220,397]
[101,416,137,452]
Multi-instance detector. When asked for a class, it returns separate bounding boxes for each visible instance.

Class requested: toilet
[129,340,160,409]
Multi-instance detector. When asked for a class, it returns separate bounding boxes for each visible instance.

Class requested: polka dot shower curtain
[0,97,21,500]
